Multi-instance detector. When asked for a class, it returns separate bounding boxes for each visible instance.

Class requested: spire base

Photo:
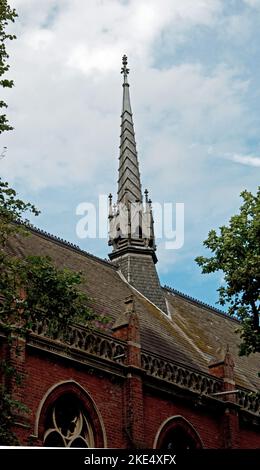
[110,249,167,313]
[109,242,158,265]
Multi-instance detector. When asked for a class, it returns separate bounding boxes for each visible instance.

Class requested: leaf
[195,187,260,357]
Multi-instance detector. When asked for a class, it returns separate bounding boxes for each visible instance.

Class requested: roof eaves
[23,223,117,269]
[163,285,240,324]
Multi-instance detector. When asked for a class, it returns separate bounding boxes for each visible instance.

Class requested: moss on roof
[6,226,260,392]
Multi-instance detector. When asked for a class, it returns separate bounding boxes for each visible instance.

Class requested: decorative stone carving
[31,319,126,365]
[29,320,260,416]
[141,352,222,395]
[237,390,260,416]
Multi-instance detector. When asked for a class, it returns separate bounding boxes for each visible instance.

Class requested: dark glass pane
[161,427,197,451]
[44,393,94,447]
[55,395,80,437]
[44,431,65,447]
[69,437,88,448]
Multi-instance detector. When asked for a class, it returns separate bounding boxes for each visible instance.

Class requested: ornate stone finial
[121,54,129,83]
[144,189,149,203]
[224,343,234,370]
[108,193,113,218]
[124,294,135,313]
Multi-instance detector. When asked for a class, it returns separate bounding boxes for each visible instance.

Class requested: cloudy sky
[1,0,260,308]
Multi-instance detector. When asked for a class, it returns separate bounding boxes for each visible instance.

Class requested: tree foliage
[0,2,102,444]
[196,188,260,356]
[0,358,28,445]
[0,178,100,343]
[0,0,17,133]
[0,389,25,445]
[0,180,101,444]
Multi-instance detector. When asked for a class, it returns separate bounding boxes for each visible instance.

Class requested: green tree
[0,0,17,133]
[0,2,103,445]
[196,188,260,357]
[0,179,101,444]
[0,179,97,340]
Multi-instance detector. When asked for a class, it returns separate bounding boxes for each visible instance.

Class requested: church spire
[108,56,167,314]
[118,55,142,204]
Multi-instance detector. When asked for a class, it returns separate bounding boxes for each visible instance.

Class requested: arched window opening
[160,426,197,451]
[115,225,122,242]
[155,416,203,450]
[138,225,142,238]
[43,393,95,448]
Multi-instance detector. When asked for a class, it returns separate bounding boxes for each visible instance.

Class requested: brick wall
[15,348,127,448]
[239,424,260,448]
[6,342,260,449]
[143,390,223,448]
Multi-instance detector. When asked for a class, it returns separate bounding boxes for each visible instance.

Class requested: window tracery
[43,394,94,448]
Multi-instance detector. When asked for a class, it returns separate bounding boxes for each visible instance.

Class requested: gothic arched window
[154,416,203,450]
[43,394,95,448]
[160,426,197,451]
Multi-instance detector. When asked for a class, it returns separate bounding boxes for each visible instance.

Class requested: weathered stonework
[108,56,167,314]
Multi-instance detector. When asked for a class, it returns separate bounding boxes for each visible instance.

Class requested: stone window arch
[43,393,94,447]
[154,416,203,450]
[36,381,106,448]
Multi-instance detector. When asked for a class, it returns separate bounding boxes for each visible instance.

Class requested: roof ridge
[163,285,240,323]
[24,222,117,269]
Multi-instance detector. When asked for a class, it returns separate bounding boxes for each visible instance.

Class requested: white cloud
[135,64,250,176]
[1,0,259,284]
[229,153,260,167]
[10,0,223,73]
[243,0,260,8]
[1,0,225,190]
[223,13,252,42]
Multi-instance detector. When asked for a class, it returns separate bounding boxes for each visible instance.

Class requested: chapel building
[1,56,260,449]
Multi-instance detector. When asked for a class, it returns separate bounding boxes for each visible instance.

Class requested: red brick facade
[2,55,259,450]
[2,293,259,449]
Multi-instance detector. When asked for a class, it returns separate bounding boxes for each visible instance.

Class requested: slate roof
[6,225,260,392]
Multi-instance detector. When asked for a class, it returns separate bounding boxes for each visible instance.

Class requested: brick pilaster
[113,295,144,447]
[8,336,26,404]
[209,346,239,448]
